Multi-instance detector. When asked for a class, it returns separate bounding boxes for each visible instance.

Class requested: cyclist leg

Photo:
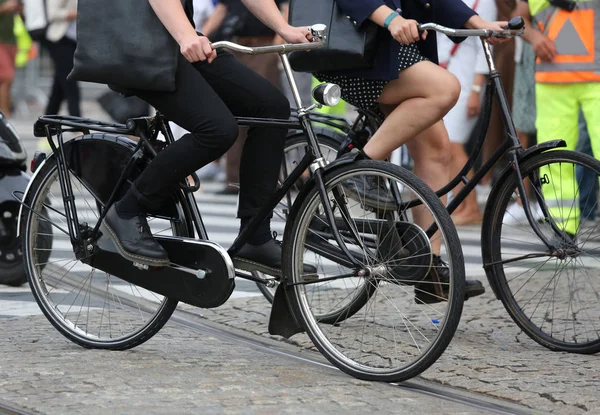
[364,61,460,159]
[194,51,314,275]
[101,54,240,266]
[373,61,484,302]
[405,121,485,301]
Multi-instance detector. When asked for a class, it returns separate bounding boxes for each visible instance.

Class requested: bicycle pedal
[132,262,150,271]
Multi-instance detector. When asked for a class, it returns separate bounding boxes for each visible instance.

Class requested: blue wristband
[384,11,400,29]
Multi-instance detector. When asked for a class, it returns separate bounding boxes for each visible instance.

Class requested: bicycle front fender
[517,139,567,162]
[488,139,568,212]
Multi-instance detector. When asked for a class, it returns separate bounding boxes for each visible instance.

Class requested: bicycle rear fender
[17,133,178,237]
[481,139,566,299]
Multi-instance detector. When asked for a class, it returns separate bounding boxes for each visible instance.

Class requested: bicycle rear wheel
[283,160,465,382]
[22,155,187,350]
[483,150,600,354]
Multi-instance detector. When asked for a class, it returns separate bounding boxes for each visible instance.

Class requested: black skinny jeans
[130,51,290,219]
[42,37,81,116]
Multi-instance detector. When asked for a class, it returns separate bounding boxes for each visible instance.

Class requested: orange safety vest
[532,0,600,83]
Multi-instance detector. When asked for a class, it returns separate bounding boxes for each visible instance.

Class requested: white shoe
[476,184,491,206]
[503,201,544,225]
[196,163,224,181]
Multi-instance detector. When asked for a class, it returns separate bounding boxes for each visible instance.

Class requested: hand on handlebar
[466,16,510,44]
[180,34,217,64]
[278,25,313,44]
[388,16,427,45]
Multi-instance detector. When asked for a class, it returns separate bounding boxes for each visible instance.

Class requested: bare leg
[404,121,451,254]
[362,62,460,254]
[448,142,482,225]
[363,61,460,159]
[359,61,484,300]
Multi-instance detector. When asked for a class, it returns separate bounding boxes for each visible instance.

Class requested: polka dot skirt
[315,43,426,114]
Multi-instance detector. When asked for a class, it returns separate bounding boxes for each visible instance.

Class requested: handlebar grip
[504,16,525,31]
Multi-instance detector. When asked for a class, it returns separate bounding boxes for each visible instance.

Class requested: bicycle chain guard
[91,235,235,308]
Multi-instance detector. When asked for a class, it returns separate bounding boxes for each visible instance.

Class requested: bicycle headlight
[312,83,341,107]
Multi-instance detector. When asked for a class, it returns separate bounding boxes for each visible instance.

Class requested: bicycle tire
[483,150,600,354]
[283,160,465,382]
[22,155,183,350]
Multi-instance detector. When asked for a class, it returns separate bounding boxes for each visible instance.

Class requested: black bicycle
[18,26,466,383]
[290,18,600,355]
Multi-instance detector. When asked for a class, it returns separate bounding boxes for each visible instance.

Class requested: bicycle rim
[23,158,180,349]
[485,150,600,353]
[284,161,465,381]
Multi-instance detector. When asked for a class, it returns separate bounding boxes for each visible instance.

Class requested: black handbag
[97,91,150,124]
[288,0,381,73]
[68,0,184,92]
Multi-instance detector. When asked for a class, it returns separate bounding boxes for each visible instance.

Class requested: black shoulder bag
[68,0,185,92]
[288,0,381,73]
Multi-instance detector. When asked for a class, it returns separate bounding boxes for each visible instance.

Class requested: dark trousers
[223,36,283,191]
[42,37,81,116]
[131,51,290,218]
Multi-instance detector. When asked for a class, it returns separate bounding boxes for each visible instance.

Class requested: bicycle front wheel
[483,150,600,354]
[22,155,186,350]
[283,160,465,382]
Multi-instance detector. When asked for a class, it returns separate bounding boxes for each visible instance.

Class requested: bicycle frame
[348,31,568,250]
[31,40,366,284]
[436,40,567,249]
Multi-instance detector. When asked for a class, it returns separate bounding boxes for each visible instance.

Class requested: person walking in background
[0,0,20,117]
[515,0,600,236]
[576,114,597,227]
[42,0,80,116]
[438,0,497,226]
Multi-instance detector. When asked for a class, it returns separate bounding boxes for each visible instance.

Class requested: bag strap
[440,0,480,68]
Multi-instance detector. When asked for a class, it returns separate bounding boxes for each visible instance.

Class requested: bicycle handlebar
[418,16,525,38]
[210,40,325,55]
[211,23,327,55]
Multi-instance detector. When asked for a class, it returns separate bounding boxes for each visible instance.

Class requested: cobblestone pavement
[1,314,511,415]
[4,101,599,414]
[189,292,599,415]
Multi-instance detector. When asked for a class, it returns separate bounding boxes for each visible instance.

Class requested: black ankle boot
[233,238,317,278]
[414,255,485,304]
[100,205,169,267]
